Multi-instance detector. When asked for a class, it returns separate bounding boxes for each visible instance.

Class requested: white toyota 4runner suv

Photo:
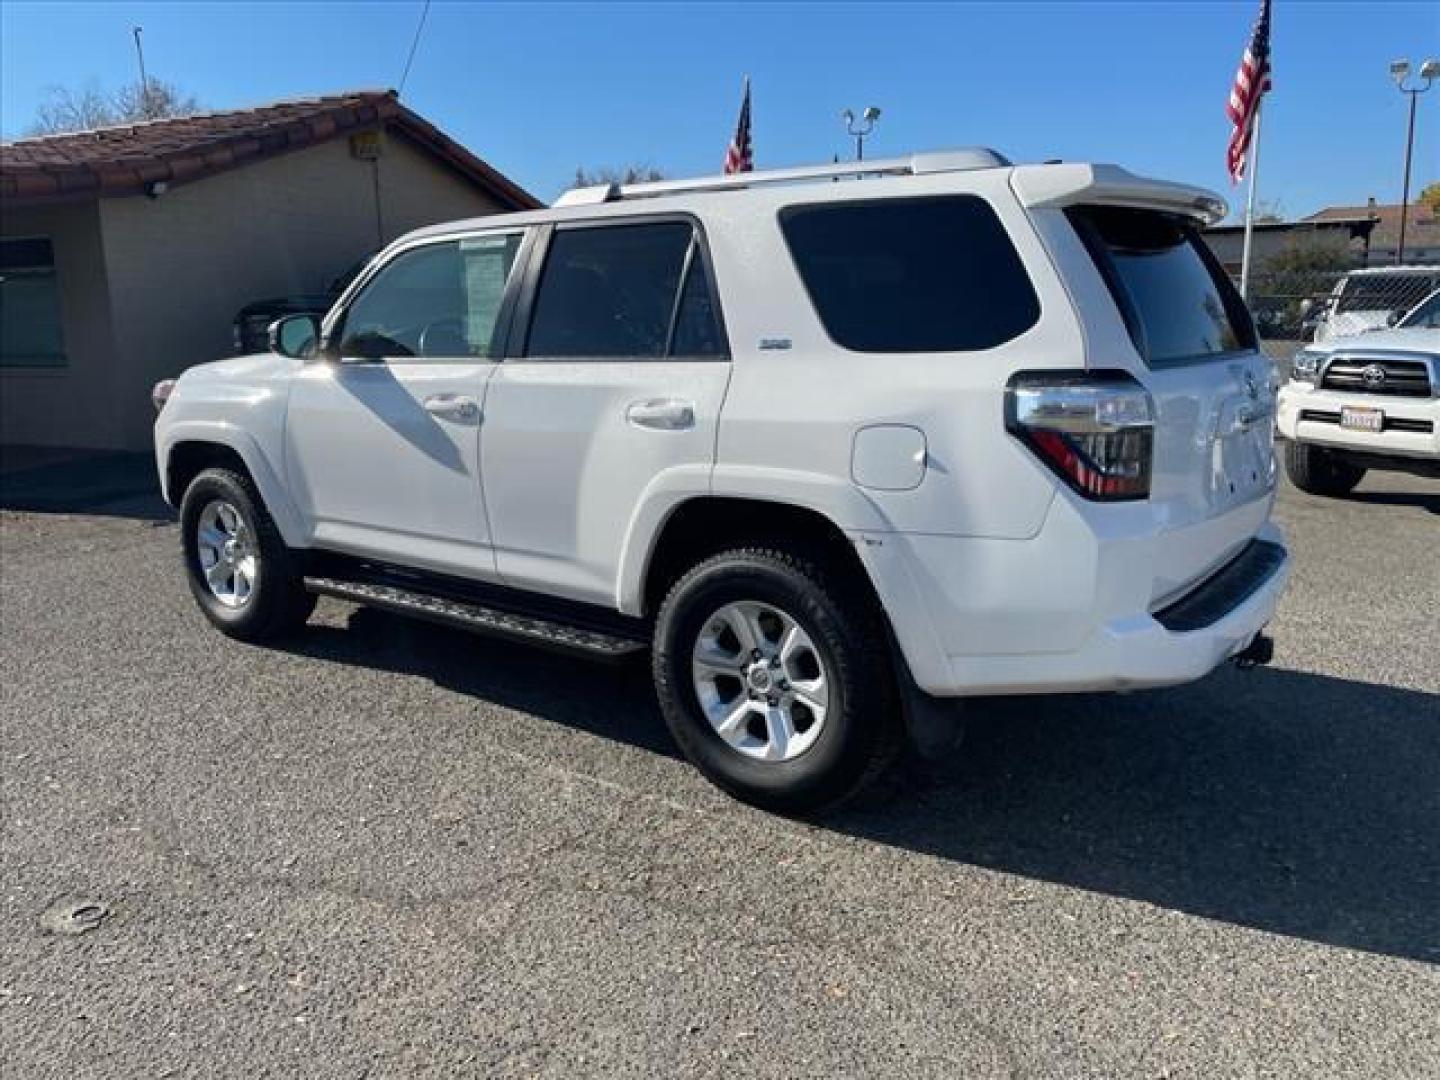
[1277,291,1440,495]
[154,150,1290,812]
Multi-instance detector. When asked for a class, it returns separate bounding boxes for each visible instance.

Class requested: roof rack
[553,148,1012,208]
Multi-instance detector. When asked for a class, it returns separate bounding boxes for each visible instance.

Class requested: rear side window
[1068,206,1255,364]
[524,221,726,359]
[779,196,1040,353]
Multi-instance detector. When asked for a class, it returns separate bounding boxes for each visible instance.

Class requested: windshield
[1336,274,1437,313]
[1068,205,1254,364]
[1398,290,1440,328]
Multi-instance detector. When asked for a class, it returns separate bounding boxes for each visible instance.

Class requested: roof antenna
[397,0,431,98]
[131,26,153,118]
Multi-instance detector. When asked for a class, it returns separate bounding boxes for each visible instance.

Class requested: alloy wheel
[195,499,258,608]
[690,600,831,762]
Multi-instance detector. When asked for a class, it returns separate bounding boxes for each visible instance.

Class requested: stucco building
[0,90,537,451]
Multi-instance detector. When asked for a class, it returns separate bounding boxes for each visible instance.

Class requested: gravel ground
[2,472,1437,1078]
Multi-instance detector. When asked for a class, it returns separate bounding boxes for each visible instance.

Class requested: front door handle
[423,393,480,423]
[626,398,695,430]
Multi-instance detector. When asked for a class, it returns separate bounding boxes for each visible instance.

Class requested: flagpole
[1239,102,1263,302]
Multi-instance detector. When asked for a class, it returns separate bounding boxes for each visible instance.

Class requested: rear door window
[524,221,726,359]
[779,195,1040,353]
[1068,206,1255,364]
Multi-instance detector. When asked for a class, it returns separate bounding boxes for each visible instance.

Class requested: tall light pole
[1390,57,1438,264]
[842,106,882,161]
[131,26,153,118]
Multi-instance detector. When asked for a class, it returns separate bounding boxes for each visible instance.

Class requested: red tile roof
[0,90,539,209]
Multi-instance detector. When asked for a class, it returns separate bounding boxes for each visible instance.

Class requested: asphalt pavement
[2,468,1437,1078]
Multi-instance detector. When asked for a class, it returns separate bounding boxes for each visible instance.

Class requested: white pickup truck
[154,150,1289,811]
[1277,290,1440,496]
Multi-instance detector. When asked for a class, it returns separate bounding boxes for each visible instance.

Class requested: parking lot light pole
[1390,58,1438,264]
[842,106,882,162]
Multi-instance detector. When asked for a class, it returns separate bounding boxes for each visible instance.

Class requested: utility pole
[132,26,153,118]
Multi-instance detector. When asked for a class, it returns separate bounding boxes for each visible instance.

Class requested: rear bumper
[854,500,1290,698]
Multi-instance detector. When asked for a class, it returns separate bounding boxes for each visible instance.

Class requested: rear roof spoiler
[1010,163,1228,225]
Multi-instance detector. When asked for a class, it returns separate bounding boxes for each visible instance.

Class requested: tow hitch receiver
[1233,632,1274,670]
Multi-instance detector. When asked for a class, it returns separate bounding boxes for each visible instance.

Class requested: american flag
[724,77,753,175]
[1226,0,1272,184]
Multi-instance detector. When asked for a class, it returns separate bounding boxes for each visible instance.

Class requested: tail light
[1005,370,1155,501]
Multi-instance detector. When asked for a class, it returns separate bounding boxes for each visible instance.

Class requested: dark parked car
[230,254,373,354]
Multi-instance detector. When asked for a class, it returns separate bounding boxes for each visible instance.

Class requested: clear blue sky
[2,1,1437,218]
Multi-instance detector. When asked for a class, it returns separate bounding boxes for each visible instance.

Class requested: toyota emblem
[1361,364,1387,388]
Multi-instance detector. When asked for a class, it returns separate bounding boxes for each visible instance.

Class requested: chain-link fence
[1241,263,1440,345]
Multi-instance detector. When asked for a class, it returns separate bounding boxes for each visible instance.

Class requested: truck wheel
[1283,441,1365,497]
[179,467,316,642]
[652,547,901,814]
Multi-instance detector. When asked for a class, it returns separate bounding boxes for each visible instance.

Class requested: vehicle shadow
[832,664,1440,965]
[289,608,1440,964]
[294,606,677,758]
[0,450,172,522]
[1344,488,1440,514]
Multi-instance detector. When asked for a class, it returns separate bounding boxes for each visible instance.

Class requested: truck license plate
[1340,406,1383,433]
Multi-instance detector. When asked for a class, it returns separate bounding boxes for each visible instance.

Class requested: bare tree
[27,78,200,136]
[1253,198,1285,225]
[29,84,115,135]
[573,164,667,187]
[113,79,200,123]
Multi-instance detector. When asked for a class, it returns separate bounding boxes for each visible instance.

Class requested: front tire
[179,467,315,642]
[1283,440,1365,497]
[652,547,900,814]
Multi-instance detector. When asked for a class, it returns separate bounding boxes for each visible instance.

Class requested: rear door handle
[423,393,480,423]
[626,398,695,431]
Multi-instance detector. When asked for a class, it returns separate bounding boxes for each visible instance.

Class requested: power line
[397,0,431,98]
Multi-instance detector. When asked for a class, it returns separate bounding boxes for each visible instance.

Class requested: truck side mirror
[269,314,321,359]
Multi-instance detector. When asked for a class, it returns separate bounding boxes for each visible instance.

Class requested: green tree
[1252,242,1357,338]
[1420,181,1440,211]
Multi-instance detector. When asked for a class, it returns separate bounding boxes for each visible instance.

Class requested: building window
[1,238,67,368]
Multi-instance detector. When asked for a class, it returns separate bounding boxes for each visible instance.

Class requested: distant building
[1202,197,1440,278]
[1301,197,1440,265]
[1,90,538,452]
[1202,217,1373,275]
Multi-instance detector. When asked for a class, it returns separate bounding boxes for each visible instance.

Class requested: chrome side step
[304,576,648,659]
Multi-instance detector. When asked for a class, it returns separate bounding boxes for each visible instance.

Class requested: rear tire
[652,547,901,814]
[179,467,316,642]
[1283,440,1365,497]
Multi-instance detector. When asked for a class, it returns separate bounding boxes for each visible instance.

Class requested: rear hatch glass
[1067,205,1256,365]
[1064,204,1274,603]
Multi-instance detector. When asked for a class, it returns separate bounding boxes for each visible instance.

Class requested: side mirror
[1385,309,1403,328]
[269,314,321,360]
